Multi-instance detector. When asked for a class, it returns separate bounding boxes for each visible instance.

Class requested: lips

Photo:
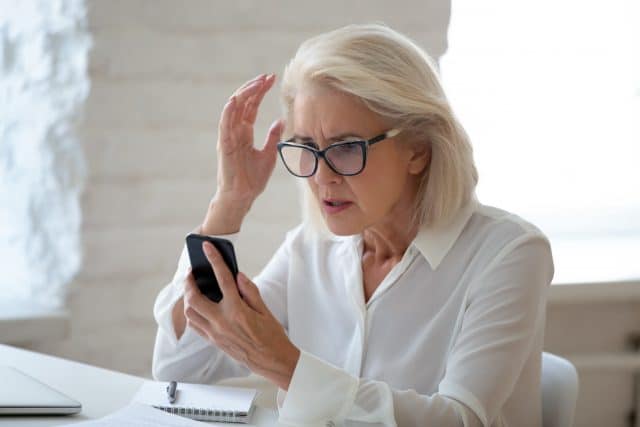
[321,198,354,215]
[322,198,352,207]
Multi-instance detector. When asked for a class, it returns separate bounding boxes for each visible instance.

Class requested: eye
[302,141,319,149]
[332,142,361,154]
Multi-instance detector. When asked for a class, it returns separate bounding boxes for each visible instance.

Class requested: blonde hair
[280,23,478,235]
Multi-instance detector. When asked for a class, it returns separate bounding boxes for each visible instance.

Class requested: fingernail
[202,241,213,255]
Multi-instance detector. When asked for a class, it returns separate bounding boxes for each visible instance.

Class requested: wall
[546,295,640,427]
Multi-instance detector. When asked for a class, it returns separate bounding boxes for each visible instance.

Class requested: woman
[152,24,554,427]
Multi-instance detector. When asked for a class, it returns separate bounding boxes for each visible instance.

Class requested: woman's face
[292,83,428,235]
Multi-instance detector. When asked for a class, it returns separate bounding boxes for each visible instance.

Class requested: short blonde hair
[280,23,478,235]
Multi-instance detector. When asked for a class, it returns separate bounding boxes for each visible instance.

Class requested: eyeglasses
[277,128,401,177]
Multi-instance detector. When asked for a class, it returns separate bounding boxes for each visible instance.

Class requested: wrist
[201,197,251,235]
[275,344,301,391]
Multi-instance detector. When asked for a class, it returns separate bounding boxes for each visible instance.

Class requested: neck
[362,222,418,263]
[361,186,421,262]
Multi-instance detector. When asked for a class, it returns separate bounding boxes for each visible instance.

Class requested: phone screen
[185,234,239,302]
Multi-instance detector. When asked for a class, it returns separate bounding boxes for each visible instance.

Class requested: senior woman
[152,24,554,427]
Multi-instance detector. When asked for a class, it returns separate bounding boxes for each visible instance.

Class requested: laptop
[0,366,82,415]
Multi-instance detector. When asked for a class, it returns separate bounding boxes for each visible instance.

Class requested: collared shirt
[152,196,554,427]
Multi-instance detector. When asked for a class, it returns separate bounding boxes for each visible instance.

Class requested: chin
[322,216,364,236]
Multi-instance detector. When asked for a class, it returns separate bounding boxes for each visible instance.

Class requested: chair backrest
[541,352,579,427]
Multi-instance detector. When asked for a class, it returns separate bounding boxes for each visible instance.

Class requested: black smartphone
[185,234,239,303]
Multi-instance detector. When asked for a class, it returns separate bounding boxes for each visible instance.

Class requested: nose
[313,156,342,186]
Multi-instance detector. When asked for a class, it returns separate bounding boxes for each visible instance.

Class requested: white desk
[0,344,279,426]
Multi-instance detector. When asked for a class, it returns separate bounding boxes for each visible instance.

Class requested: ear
[406,142,431,175]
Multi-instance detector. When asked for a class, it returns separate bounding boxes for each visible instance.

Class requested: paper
[59,403,207,426]
[61,402,277,427]
[133,380,257,413]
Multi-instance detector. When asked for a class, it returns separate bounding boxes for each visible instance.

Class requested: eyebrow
[292,133,364,142]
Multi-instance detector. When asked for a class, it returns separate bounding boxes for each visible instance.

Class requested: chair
[541,352,579,427]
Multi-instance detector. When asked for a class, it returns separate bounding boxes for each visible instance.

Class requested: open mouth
[323,199,351,207]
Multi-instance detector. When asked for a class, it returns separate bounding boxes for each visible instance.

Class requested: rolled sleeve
[277,350,359,426]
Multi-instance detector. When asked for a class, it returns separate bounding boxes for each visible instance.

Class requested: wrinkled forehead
[291,82,387,143]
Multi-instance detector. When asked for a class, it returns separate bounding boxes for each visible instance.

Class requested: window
[0,1,90,309]
[440,0,640,283]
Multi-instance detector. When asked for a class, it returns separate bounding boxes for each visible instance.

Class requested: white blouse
[152,196,554,427]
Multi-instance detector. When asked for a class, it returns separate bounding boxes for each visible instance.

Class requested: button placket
[342,237,366,377]
[365,246,420,308]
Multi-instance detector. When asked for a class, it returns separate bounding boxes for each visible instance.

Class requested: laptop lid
[0,366,82,415]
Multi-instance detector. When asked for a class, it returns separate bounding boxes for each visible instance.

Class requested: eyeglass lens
[280,142,365,176]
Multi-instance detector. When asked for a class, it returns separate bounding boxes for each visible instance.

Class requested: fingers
[183,273,216,338]
[262,119,285,155]
[237,272,269,315]
[184,275,221,321]
[218,75,266,138]
[202,241,240,302]
[236,73,267,92]
[184,303,211,336]
[218,96,237,143]
[242,74,276,125]
[230,77,270,126]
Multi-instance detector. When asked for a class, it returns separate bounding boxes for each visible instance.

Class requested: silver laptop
[0,366,82,415]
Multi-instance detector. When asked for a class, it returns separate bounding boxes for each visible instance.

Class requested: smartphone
[185,234,239,303]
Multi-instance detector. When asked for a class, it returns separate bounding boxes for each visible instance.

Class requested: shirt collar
[413,194,479,270]
[331,194,479,270]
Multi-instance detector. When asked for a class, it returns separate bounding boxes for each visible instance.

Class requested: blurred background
[0,1,638,426]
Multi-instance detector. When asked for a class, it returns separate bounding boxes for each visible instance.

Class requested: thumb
[261,119,285,155]
[237,272,268,314]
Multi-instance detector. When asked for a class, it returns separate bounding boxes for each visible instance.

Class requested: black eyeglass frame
[276,128,402,177]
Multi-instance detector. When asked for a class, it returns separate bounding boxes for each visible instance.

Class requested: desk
[0,344,279,426]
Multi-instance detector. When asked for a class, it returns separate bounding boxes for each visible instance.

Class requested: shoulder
[465,202,554,284]
[471,202,552,253]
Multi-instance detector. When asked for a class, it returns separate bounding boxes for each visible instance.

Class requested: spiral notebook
[133,380,258,423]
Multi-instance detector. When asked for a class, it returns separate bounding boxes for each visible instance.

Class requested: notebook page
[133,380,257,413]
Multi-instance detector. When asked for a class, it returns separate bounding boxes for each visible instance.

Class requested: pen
[166,381,177,404]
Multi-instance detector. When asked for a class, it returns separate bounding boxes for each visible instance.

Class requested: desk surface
[0,344,278,426]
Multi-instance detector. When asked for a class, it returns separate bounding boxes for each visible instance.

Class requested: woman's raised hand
[213,74,284,211]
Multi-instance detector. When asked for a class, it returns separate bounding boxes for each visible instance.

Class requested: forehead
[292,83,385,138]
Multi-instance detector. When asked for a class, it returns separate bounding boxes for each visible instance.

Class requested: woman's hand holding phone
[182,240,300,391]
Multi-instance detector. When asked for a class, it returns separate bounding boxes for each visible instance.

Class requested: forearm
[201,196,252,235]
[254,343,300,391]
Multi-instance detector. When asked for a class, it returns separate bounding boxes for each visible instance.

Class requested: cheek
[354,155,407,208]
[349,171,406,214]
[306,178,319,198]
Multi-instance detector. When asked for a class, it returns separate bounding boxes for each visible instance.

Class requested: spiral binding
[153,405,248,423]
